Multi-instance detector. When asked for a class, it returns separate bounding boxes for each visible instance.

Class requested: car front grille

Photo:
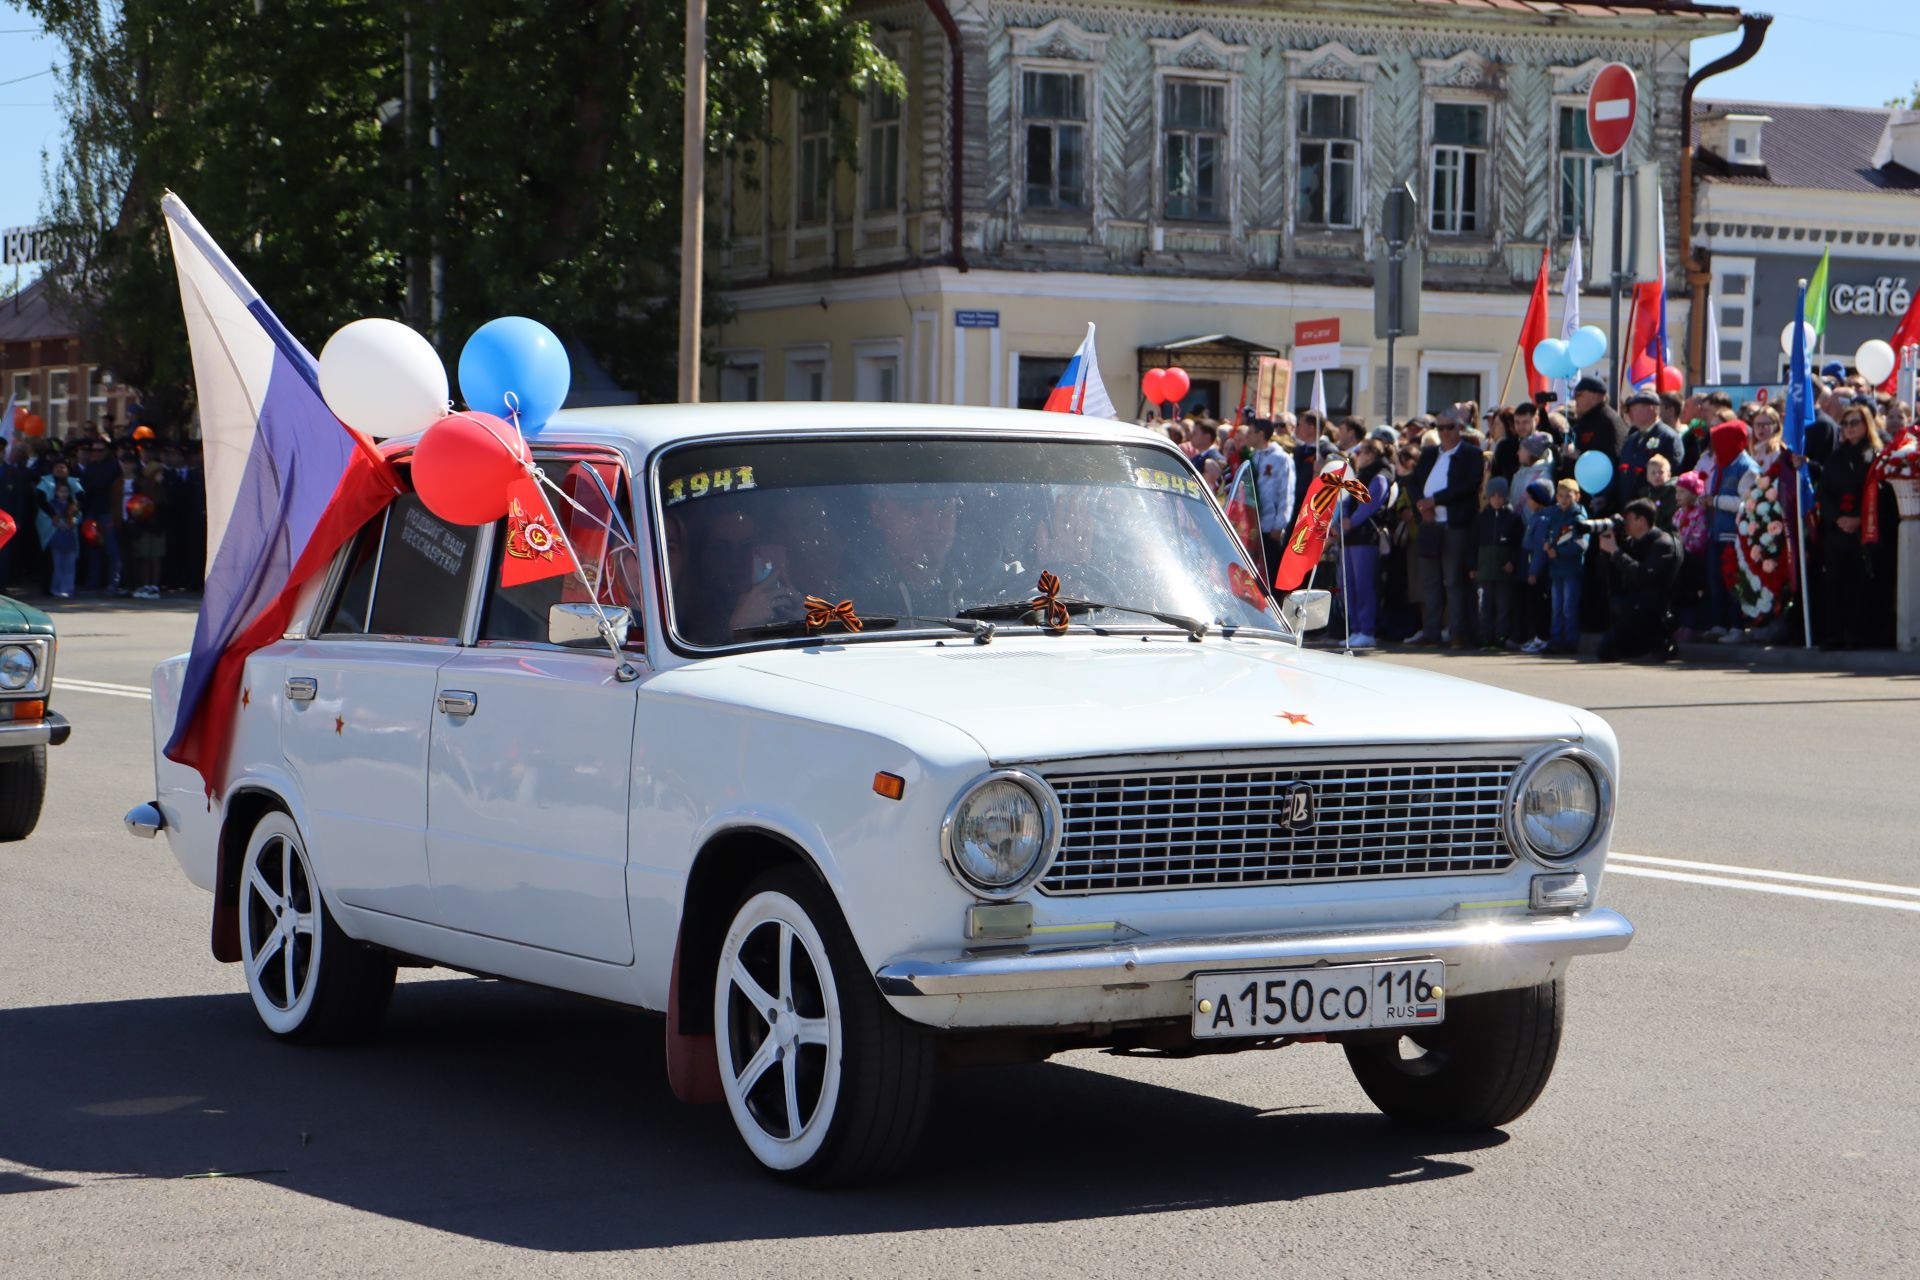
[1039,759,1520,895]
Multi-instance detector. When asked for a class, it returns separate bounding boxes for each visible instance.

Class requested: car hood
[732,636,1587,762]
[0,595,52,634]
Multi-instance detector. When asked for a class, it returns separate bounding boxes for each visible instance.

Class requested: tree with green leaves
[28,0,899,427]
[1887,83,1920,110]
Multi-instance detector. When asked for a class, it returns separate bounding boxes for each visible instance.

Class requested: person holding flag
[1041,322,1117,418]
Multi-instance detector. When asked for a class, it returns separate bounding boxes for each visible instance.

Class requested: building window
[1429,102,1488,235]
[1162,79,1226,222]
[863,81,901,215]
[87,367,113,428]
[1425,371,1482,414]
[796,95,832,225]
[855,349,900,402]
[1022,70,1089,212]
[1292,369,1356,418]
[786,352,829,401]
[1016,356,1071,410]
[48,369,71,437]
[1556,104,1598,241]
[718,356,762,403]
[1296,92,1359,229]
[8,372,32,417]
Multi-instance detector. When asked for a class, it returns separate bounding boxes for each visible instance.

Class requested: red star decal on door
[1277,711,1312,726]
[334,714,345,735]
[240,687,250,709]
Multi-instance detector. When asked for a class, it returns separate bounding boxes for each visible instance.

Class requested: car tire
[712,866,934,1185]
[238,809,395,1043]
[0,745,46,842]
[1342,978,1564,1130]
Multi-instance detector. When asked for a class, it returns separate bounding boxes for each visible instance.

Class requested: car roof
[532,401,1169,456]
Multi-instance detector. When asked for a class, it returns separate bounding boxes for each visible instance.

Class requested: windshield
[657,436,1282,648]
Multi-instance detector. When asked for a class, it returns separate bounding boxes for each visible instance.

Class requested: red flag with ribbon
[1274,457,1369,591]
[500,476,579,588]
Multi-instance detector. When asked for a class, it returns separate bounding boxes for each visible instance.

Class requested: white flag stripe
[1610,852,1920,898]
[1594,98,1631,121]
[163,198,279,574]
[1075,322,1117,419]
[1705,294,1723,385]
[1555,233,1583,404]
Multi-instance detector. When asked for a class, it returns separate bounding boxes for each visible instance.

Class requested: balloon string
[528,464,639,669]
[503,390,521,432]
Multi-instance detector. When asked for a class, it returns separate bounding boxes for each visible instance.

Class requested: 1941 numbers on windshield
[667,467,758,505]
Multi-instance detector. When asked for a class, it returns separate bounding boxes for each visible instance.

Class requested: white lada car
[131,403,1631,1183]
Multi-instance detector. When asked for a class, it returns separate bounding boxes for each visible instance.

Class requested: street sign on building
[1586,64,1638,159]
[954,310,999,328]
[1292,318,1342,372]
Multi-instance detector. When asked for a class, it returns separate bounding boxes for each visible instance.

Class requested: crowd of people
[0,424,207,602]
[1153,372,1913,656]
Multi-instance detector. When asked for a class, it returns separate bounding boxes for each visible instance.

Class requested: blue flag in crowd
[1783,282,1816,457]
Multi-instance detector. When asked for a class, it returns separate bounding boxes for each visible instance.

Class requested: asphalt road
[3,604,1916,1278]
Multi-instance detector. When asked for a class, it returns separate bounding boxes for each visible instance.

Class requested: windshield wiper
[735,612,995,643]
[956,595,1208,642]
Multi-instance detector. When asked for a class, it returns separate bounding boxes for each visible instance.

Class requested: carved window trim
[1288,81,1369,234]
[1424,92,1497,239]
[1148,31,1247,235]
[1011,61,1101,227]
[854,40,910,264]
[1551,96,1601,245]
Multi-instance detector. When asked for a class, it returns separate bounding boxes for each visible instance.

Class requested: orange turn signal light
[872,771,906,801]
[4,700,43,721]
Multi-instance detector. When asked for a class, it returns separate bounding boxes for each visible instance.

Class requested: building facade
[706,0,1741,418]
[1691,102,1920,384]
[0,278,137,438]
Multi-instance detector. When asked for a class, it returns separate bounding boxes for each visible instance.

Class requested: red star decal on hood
[1277,711,1312,726]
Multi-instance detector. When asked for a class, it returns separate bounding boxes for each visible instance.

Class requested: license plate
[1191,962,1444,1039]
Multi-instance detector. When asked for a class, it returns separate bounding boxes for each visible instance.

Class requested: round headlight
[0,646,36,692]
[1516,754,1601,861]
[944,773,1055,896]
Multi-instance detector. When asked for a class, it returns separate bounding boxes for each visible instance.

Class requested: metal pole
[676,0,708,404]
[1385,333,1397,424]
[1607,161,1627,407]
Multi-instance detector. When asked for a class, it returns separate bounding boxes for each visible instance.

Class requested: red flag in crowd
[1518,247,1551,397]
[1274,457,1369,592]
[1882,289,1920,396]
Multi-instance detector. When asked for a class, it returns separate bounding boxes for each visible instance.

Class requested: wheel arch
[210,785,298,963]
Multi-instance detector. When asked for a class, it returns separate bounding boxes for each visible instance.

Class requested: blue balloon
[1574,450,1614,496]
[1567,325,1609,370]
[1532,338,1574,380]
[458,316,571,430]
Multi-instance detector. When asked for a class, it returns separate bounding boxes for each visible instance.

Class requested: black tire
[239,809,396,1044]
[1343,978,1564,1130]
[714,866,934,1185]
[0,745,47,841]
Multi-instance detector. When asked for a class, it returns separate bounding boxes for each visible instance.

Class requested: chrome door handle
[436,690,478,718]
[286,677,317,703]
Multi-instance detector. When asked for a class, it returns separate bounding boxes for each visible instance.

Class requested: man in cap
[1618,390,1680,494]
[1568,375,1626,515]
[1408,408,1485,647]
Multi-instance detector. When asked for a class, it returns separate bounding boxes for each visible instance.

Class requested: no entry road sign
[1587,63,1638,159]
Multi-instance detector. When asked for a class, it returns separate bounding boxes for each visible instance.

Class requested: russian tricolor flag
[1041,323,1117,418]
[161,195,401,795]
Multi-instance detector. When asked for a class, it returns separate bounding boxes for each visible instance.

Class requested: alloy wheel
[239,814,323,1035]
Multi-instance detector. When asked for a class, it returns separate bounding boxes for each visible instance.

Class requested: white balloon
[318,318,450,439]
[1855,338,1897,386]
[1778,320,1816,359]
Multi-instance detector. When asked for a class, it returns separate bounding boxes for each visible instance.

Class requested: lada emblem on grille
[1278,782,1316,832]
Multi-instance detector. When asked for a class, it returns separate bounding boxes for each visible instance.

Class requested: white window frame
[1553,99,1601,243]
[1158,75,1231,225]
[1147,30,1246,236]
[1293,88,1363,231]
[9,371,33,418]
[715,348,765,403]
[1016,64,1095,217]
[1711,256,1757,383]
[792,92,833,229]
[1416,350,1500,416]
[1427,96,1491,237]
[47,368,72,437]
[851,338,905,403]
[784,342,832,401]
[86,366,113,427]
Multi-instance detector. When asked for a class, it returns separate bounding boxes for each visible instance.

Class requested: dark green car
[0,597,70,840]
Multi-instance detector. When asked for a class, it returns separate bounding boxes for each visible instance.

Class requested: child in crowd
[1518,478,1555,653]
[1670,470,1710,640]
[1636,453,1678,530]
[1471,476,1524,650]
[1536,478,1590,655]
[44,479,79,599]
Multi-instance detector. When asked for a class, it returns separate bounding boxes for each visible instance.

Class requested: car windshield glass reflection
[658,438,1281,647]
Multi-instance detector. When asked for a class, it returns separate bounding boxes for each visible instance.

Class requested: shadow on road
[0,978,1504,1248]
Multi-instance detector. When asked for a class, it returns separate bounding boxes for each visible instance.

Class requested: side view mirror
[1280,589,1332,634]
[548,602,632,648]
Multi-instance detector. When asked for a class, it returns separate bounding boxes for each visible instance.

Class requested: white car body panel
[142,402,1630,1037]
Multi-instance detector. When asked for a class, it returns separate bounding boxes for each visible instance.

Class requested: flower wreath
[1732,470,1791,621]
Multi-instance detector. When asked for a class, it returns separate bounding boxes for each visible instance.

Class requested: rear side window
[320,495,479,641]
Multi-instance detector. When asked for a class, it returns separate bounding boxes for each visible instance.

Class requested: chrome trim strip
[875,908,1635,997]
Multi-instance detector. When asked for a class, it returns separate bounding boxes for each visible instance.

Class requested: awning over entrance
[1136,334,1281,420]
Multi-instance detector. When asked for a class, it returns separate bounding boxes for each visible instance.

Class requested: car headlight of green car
[0,645,38,692]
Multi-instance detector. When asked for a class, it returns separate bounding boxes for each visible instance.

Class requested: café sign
[1830,277,1912,319]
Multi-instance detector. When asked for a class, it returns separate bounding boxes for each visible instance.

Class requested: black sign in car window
[365,495,479,640]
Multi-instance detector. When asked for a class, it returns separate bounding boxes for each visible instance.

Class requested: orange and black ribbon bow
[803,595,863,633]
[1030,571,1070,634]
[1306,470,1373,520]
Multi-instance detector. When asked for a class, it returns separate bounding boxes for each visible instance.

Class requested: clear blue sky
[2,0,1918,288]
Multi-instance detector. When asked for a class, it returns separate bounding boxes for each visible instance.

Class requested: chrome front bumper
[875,908,1633,999]
[0,711,70,749]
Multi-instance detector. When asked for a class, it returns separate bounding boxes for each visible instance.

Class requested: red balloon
[1658,364,1685,393]
[1162,366,1192,402]
[1141,368,1169,404]
[411,411,528,526]
[126,494,157,523]
[80,518,101,546]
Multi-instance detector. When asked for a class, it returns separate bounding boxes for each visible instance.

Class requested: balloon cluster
[10,406,45,437]
[316,314,573,528]
[1531,326,1609,381]
[1141,366,1192,408]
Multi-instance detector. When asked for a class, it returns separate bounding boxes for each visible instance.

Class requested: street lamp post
[677,0,708,404]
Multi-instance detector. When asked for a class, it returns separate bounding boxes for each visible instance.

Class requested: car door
[282,495,484,923]
[424,459,643,965]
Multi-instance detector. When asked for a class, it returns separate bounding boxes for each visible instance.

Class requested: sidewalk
[1320,632,1920,677]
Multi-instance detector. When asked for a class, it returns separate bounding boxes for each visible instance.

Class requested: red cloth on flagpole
[1882,289,1920,395]
[1519,248,1551,397]
[1627,282,1664,388]
[1274,459,1367,591]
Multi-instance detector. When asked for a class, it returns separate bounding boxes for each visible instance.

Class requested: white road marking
[1610,866,1920,913]
[1612,852,1920,899]
[57,678,153,700]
